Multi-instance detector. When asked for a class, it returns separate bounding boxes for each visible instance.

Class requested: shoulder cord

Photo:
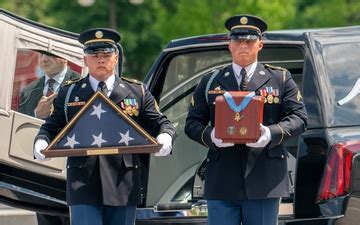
[64,83,75,123]
[205,69,220,103]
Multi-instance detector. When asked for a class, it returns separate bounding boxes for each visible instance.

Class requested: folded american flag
[43,92,160,157]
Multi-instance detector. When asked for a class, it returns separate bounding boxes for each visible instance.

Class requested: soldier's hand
[246,123,271,148]
[35,93,57,119]
[155,133,172,156]
[211,128,234,148]
[33,139,50,161]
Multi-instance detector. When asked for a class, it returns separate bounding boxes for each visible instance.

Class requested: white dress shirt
[43,67,68,95]
[232,61,258,87]
[89,74,116,97]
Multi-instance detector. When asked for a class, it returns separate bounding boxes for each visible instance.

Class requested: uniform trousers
[207,198,280,225]
[70,204,136,225]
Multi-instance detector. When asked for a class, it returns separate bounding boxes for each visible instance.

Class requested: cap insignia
[95,31,103,39]
[240,17,248,25]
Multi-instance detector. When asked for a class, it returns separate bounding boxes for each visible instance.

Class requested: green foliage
[154,0,296,45]
[290,0,360,28]
[1,0,360,80]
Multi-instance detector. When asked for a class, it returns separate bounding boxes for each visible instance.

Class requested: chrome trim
[0,181,66,205]
[0,109,10,117]
[163,40,305,52]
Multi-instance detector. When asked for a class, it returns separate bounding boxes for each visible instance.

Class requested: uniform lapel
[247,63,270,92]
[76,76,95,101]
[30,77,46,102]
[217,66,240,91]
[109,77,131,105]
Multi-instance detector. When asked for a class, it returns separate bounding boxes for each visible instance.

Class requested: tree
[2,0,360,80]
[153,0,296,46]
[290,0,360,28]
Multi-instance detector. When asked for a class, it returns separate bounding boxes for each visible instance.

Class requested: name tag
[67,101,86,106]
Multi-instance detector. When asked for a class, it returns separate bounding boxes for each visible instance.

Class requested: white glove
[155,133,173,156]
[34,139,50,161]
[211,128,234,148]
[246,124,271,148]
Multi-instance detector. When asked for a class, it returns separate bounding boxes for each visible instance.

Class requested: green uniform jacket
[18,68,79,117]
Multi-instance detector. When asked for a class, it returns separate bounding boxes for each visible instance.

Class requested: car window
[11,49,83,116]
[320,42,360,126]
[161,50,232,102]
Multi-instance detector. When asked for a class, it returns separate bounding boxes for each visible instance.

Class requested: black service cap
[78,28,121,54]
[225,15,267,40]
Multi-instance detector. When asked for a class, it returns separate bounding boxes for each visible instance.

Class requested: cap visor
[84,42,117,54]
[231,34,259,40]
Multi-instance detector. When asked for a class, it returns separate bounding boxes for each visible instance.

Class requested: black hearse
[1,8,360,225]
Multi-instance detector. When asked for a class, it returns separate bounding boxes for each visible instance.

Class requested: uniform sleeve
[185,76,217,151]
[35,87,68,143]
[268,71,308,148]
[141,85,175,139]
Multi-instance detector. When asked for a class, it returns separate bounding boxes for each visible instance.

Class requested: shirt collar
[232,61,258,77]
[44,67,68,84]
[89,74,116,92]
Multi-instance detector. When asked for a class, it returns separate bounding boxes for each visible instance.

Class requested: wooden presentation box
[215,91,265,144]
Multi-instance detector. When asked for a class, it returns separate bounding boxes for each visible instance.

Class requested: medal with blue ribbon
[223,92,256,122]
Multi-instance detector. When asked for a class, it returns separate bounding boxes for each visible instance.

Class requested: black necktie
[239,68,248,91]
[46,78,55,96]
[97,81,108,95]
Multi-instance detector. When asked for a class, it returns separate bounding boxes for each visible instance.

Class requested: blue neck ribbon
[223,92,255,112]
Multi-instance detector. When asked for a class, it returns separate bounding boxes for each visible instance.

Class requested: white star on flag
[90,103,106,119]
[119,130,135,146]
[63,134,80,149]
[91,132,107,147]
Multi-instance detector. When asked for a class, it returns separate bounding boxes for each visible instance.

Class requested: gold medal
[132,107,138,116]
[273,97,279,104]
[126,107,133,116]
[267,94,274,104]
[239,127,247,136]
[234,112,243,122]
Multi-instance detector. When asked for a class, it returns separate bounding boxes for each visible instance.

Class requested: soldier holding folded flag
[185,15,308,225]
[33,28,175,225]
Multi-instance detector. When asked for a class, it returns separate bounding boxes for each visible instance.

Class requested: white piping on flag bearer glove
[155,133,172,156]
[211,128,234,148]
[246,123,271,148]
[34,139,50,161]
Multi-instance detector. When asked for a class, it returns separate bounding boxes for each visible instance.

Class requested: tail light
[317,141,360,202]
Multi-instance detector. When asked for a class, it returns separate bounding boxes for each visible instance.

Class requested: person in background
[185,14,308,225]
[18,51,79,119]
[33,28,175,225]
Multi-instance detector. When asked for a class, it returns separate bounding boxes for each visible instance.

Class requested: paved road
[0,204,36,225]
[0,203,292,225]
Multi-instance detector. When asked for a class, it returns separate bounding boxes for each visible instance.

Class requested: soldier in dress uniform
[185,15,308,225]
[33,28,175,225]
